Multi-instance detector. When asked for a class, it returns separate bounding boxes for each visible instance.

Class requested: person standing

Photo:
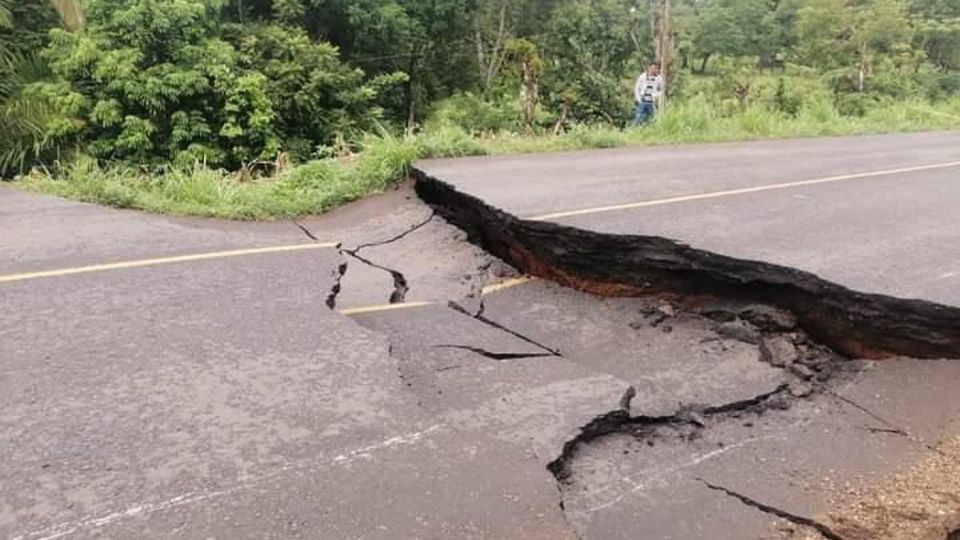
[633,62,663,125]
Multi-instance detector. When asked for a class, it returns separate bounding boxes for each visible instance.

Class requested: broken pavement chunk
[739,305,798,331]
[717,319,762,345]
[760,336,800,367]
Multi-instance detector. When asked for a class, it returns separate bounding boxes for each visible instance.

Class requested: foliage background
[4,0,960,217]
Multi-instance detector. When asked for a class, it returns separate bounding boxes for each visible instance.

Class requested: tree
[692,1,746,73]
[474,0,512,98]
[505,38,542,131]
[794,0,854,69]
[853,0,915,90]
[306,0,479,127]
[540,0,639,124]
[913,0,960,71]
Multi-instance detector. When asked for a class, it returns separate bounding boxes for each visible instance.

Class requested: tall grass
[17,96,960,220]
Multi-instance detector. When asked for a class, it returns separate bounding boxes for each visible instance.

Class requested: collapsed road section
[413,168,960,360]
[319,176,960,539]
[299,167,960,539]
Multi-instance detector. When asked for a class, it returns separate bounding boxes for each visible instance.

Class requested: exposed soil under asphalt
[783,431,960,540]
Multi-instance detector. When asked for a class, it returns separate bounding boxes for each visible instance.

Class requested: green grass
[16,96,960,220]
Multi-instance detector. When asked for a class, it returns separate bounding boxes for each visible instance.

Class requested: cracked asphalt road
[3,131,960,539]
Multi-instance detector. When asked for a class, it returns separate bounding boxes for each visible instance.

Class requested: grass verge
[15,97,960,220]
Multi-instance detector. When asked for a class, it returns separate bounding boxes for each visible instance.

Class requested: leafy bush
[426,93,520,133]
[416,125,488,158]
[39,0,402,169]
[773,78,803,116]
[915,72,960,101]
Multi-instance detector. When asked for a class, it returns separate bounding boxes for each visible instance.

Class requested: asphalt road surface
[3,131,960,540]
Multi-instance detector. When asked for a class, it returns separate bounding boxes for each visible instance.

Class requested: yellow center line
[338,301,438,316]
[526,160,960,221]
[0,242,338,284]
[340,276,538,316]
[479,275,536,295]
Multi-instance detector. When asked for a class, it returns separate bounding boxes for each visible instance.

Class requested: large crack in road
[319,173,960,540]
[413,168,960,360]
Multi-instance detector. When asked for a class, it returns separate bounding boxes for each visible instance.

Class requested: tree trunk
[857,43,868,93]
[700,53,711,74]
[405,52,420,132]
[552,98,571,136]
[651,0,659,59]
[477,2,509,99]
[658,0,671,108]
[519,59,539,133]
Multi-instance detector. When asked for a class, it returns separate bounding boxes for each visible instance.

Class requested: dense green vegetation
[5,0,960,218]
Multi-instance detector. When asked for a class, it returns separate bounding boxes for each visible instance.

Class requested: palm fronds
[0,0,11,29]
[0,52,61,177]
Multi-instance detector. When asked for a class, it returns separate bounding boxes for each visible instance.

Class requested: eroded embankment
[413,169,960,360]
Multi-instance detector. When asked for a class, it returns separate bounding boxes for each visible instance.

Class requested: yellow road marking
[341,276,539,316]
[527,160,960,221]
[0,242,338,284]
[480,276,537,295]
[338,301,437,316]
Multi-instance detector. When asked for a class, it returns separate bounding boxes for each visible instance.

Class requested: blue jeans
[634,101,656,124]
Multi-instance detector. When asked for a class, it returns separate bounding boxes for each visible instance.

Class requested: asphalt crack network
[343,250,409,304]
[448,300,563,356]
[697,480,850,540]
[545,298,847,483]
[336,213,437,305]
[546,383,794,481]
[305,214,437,308]
[292,220,350,309]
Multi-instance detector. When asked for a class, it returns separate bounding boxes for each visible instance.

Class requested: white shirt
[635,73,663,103]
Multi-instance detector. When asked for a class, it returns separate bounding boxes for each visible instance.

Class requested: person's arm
[634,75,646,103]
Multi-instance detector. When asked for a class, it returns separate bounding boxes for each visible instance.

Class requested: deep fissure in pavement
[325,260,348,309]
[413,169,960,360]
[538,305,860,540]
[546,379,809,482]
